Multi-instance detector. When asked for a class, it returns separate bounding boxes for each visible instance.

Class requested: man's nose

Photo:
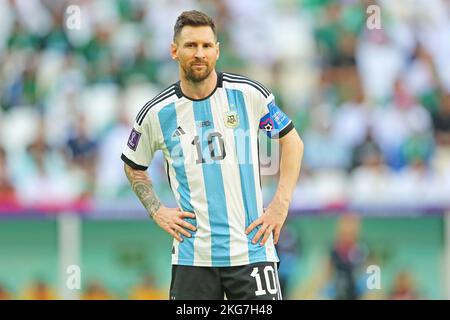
[194,47,205,59]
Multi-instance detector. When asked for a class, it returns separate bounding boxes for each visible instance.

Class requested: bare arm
[124,163,161,218]
[273,128,304,209]
[246,128,304,245]
[124,163,196,241]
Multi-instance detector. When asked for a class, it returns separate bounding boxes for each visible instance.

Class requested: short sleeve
[258,99,294,139]
[121,116,159,171]
[244,78,294,139]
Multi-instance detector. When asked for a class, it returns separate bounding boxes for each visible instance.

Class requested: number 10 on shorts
[250,265,279,296]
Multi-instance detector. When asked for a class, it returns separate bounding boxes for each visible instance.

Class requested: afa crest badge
[224,111,239,128]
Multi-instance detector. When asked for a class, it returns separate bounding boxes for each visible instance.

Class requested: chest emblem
[224,111,239,128]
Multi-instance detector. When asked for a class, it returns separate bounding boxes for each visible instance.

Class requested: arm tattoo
[124,164,161,219]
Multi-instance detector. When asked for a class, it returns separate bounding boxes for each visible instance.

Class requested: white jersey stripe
[225,87,269,263]
[193,98,231,266]
[210,91,249,265]
[180,101,213,266]
[158,102,196,265]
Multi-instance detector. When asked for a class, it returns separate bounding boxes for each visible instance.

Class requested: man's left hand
[245,200,289,246]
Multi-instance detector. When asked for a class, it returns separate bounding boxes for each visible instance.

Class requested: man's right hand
[153,207,196,242]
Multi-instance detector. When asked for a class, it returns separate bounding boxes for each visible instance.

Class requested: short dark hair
[173,10,216,42]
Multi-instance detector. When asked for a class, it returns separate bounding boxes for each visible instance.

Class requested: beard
[183,61,214,83]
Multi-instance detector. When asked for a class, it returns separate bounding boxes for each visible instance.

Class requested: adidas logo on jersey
[172,126,186,138]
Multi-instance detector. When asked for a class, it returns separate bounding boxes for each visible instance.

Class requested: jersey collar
[175,71,223,101]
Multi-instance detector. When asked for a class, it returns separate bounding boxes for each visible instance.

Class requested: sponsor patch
[127,128,141,151]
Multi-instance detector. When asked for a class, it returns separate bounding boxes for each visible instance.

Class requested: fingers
[157,208,197,242]
[251,223,268,245]
[165,223,193,242]
[260,225,274,246]
[177,218,197,232]
[176,209,196,231]
[273,227,281,245]
[170,216,196,240]
[172,224,192,238]
[167,228,183,242]
[245,218,262,235]
[179,211,196,219]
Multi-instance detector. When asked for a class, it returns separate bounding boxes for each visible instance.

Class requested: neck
[180,70,217,100]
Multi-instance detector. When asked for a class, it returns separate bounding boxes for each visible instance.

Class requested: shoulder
[135,83,179,126]
[221,72,272,99]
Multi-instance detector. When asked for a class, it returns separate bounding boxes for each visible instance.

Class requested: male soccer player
[122,10,303,300]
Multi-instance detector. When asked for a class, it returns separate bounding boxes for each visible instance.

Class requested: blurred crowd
[1,0,450,212]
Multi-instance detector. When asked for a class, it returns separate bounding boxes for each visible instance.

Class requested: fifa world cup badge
[224,110,239,128]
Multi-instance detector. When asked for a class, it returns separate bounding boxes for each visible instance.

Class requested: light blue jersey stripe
[193,99,230,266]
[158,103,196,265]
[226,89,267,263]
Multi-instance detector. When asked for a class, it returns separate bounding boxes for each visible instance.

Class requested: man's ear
[170,42,178,60]
[216,42,220,59]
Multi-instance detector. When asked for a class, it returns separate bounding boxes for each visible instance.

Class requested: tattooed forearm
[124,164,161,218]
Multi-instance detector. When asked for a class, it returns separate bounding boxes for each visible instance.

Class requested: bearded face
[182,57,214,83]
[172,26,219,83]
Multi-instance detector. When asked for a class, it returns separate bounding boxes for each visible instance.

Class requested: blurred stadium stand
[0,0,450,299]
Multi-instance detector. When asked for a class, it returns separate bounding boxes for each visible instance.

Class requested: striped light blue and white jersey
[122,72,294,267]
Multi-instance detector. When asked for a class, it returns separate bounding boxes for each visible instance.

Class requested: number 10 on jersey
[192,132,226,164]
